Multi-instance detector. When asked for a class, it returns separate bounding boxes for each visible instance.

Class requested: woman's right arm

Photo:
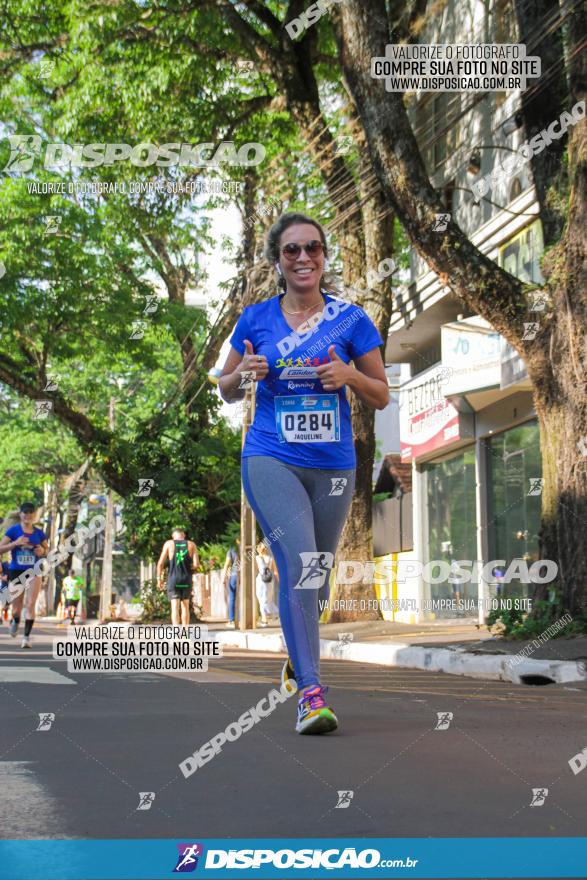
[0,535,27,553]
[218,342,268,403]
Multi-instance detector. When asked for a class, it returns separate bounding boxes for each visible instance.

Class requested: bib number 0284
[283,412,331,433]
[275,394,340,443]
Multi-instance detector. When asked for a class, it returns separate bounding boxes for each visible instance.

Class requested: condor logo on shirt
[279,366,319,380]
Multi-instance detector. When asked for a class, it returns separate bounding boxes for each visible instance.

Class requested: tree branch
[0,350,135,496]
[333,0,532,353]
[214,0,280,67]
[236,0,284,39]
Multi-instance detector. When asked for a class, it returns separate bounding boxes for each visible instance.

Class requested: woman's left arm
[316,345,389,410]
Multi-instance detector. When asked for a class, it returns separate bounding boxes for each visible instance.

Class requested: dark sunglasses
[280,240,325,260]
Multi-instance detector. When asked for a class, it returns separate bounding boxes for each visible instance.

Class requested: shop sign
[441,317,501,395]
[399,365,465,462]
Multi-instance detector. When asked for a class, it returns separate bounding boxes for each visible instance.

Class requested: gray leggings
[242,455,355,690]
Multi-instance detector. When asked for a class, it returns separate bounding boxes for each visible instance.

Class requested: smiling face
[277,223,326,296]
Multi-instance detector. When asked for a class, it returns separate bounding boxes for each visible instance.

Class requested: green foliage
[487,597,587,638]
[0,396,83,512]
[198,541,229,572]
[486,605,528,638]
[121,415,242,558]
[137,578,171,623]
[0,0,426,576]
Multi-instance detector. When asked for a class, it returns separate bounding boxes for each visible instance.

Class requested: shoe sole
[296,710,338,735]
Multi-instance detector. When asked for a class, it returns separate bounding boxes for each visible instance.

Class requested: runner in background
[0,502,49,648]
[156,528,199,626]
[62,569,84,624]
[219,213,388,734]
[0,509,18,624]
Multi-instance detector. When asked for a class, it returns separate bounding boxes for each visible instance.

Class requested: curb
[209,629,587,685]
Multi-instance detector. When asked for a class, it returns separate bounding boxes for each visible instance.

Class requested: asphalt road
[1,620,586,875]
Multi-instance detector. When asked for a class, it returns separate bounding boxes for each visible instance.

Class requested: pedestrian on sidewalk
[218,212,388,734]
[0,502,49,648]
[156,528,199,626]
[221,540,240,629]
[255,541,279,626]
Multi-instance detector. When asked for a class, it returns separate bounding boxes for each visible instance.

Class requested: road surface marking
[0,666,75,685]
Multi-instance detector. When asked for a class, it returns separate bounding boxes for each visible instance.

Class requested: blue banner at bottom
[1,838,586,879]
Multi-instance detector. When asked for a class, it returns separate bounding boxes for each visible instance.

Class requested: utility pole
[239,385,256,630]
[46,483,60,614]
[99,397,115,621]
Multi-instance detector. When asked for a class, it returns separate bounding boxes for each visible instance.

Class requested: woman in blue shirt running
[219,213,389,735]
[0,502,48,648]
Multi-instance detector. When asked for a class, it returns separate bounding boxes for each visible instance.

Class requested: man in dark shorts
[156,528,199,625]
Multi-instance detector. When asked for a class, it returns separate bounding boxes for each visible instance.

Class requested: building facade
[378,0,546,622]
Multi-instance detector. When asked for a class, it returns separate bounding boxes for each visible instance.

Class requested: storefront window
[423,446,478,616]
[486,420,542,598]
[498,220,544,285]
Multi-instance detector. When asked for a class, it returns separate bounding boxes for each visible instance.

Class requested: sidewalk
[208,617,587,685]
[41,614,587,685]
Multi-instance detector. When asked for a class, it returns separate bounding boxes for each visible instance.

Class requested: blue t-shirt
[5,524,48,571]
[229,292,384,469]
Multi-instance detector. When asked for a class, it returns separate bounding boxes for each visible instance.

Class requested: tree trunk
[529,116,587,617]
[333,0,587,618]
[330,174,395,621]
[513,0,570,246]
[60,462,90,578]
[332,1,527,340]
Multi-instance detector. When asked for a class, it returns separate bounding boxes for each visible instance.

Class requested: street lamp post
[208,367,258,631]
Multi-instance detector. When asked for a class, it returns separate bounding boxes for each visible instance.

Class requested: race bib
[15,549,35,567]
[275,394,340,443]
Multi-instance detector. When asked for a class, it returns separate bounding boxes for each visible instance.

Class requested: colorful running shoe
[281,657,297,695]
[295,685,338,735]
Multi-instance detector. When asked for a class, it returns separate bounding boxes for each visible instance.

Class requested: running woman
[219,213,389,734]
[156,528,199,625]
[0,502,49,648]
[61,569,84,624]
